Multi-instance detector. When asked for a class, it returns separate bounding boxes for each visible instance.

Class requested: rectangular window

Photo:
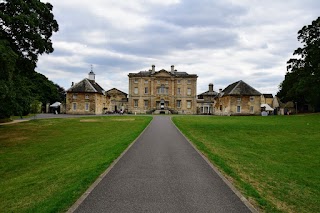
[237,97,241,102]
[177,88,181,95]
[187,88,191,95]
[73,94,77,99]
[177,100,181,108]
[134,100,138,107]
[134,78,138,83]
[144,79,148,84]
[177,80,181,84]
[144,87,148,94]
[250,106,254,113]
[144,100,148,107]
[73,103,77,111]
[187,80,191,84]
[85,103,89,111]
[250,96,254,101]
[237,105,241,113]
[165,80,168,84]
[157,80,160,84]
[220,105,222,111]
[187,100,191,109]
[134,87,138,94]
[157,85,167,94]
[85,94,89,99]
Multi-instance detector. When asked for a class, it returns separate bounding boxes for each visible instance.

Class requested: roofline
[106,88,128,95]
[85,78,98,93]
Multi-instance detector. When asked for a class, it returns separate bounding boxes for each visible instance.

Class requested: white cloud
[39,0,320,95]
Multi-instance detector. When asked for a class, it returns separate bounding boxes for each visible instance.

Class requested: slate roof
[198,90,218,96]
[67,78,105,94]
[128,70,197,77]
[263,94,273,98]
[221,80,261,96]
[106,88,128,96]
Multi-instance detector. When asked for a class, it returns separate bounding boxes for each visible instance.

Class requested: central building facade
[128,65,198,114]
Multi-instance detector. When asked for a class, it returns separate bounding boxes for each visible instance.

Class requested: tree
[0,40,18,119]
[0,0,59,65]
[0,0,59,119]
[278,17,320,111]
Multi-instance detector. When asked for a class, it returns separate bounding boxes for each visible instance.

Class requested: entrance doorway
[160,99,165,109]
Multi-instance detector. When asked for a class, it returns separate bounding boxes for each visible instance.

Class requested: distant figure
[120,109,124,115]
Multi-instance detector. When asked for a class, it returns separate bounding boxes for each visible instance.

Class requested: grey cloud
[156,0,247,28]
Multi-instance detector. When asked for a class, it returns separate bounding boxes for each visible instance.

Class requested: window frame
[177,88,181,95]
[72,103,77,111]
[144,100,148,107]
[237,105,241,113]
[187,88,191,95]
[177,100,181,108]
[187,100,192,109]
[250,106,254,113]
[134,99,138,107]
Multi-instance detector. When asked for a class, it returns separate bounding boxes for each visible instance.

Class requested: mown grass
[0,116,152,212]
[172,114,320,213]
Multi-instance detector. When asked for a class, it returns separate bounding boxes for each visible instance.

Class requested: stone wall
[215,95,261,115]
[128,74,197,114]
[66,92,106,115]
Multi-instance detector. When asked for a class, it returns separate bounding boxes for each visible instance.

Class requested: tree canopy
[278,17,320,111]
[0,0,58,65]
[0,0,61,119]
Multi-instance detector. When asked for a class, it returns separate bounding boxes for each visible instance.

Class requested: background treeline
[0,0,63,119]
[277,17,320,112]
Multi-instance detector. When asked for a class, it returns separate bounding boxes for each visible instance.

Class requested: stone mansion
[66,65,274,115]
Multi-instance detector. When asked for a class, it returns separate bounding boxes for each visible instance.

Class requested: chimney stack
[219,88,222,93]
[171,65,175,74]
[71,82,74,87]
[151,65,155,74]
[209,83,213,92]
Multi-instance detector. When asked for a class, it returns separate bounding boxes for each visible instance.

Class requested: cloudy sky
[37,0,319,95]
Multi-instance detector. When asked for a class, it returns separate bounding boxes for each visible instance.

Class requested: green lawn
[172,114,320,213]
[0,116,152,212]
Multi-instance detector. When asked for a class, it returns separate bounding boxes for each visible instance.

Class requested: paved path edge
[66,117,154,213]
[170,116,259,213]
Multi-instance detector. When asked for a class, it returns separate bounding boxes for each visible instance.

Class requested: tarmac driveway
[73,116,253,213]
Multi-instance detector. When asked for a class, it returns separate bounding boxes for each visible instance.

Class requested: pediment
[154,70,171,77]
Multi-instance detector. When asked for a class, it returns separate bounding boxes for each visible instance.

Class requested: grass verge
[172,114,320,213]
[0,116,152,212]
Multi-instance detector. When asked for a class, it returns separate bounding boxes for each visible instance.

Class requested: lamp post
[295,102,298,114]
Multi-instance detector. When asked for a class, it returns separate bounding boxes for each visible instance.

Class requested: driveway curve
[73,116,252,213]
